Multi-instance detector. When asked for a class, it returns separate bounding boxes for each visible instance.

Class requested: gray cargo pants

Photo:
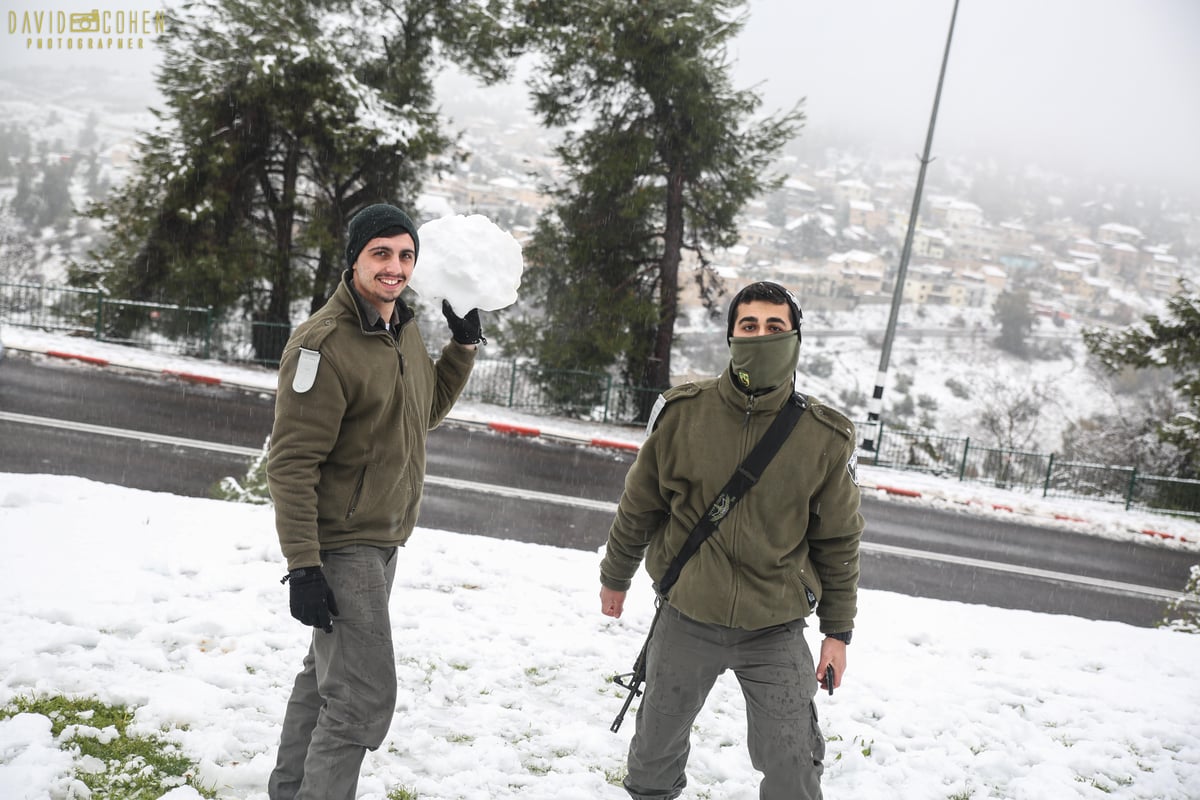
[268,544,399,800]
[624,605,825,800]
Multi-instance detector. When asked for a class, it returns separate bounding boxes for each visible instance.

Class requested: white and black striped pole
[862,0,961,456]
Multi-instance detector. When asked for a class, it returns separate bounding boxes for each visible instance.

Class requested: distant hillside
[674,300,1118,453]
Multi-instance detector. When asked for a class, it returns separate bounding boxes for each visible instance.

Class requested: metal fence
[0,282,103,336]
[210,318,292,367]
[1,281,214,358]
[5,279,1200,518]
[460,359,659,425]
[864,422,1200,517]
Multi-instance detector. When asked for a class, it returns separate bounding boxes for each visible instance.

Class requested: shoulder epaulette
[294,316,339,351]
[645,382,704,435]
[810,402,856,441]
[662,382,702,402]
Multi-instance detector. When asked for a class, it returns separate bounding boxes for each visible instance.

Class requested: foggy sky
[3,0,1198,194]
[731,0,1200,193]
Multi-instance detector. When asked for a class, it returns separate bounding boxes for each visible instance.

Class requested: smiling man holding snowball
[266,203,484,800]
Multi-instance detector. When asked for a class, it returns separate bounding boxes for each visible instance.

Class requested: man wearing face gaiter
[600,281,864,800]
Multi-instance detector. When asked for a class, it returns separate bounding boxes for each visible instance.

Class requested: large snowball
[409,214,524,312]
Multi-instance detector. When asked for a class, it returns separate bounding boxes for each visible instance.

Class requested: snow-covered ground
[1,476,1199,800]
[2,327,1200,800]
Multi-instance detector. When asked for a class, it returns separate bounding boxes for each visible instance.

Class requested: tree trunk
[638,164,686,417]
[310,203,344,315]
[255,143,300,363]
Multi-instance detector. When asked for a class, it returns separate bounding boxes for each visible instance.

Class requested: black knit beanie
[726,281,803,341]
[345,204,420,267]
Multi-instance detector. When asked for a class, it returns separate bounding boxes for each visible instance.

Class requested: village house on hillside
[676,161,1196,321]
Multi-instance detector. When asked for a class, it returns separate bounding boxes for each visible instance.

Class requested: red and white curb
[861,481,1194,545]
[485,421,641,453]
[48,350,226,386]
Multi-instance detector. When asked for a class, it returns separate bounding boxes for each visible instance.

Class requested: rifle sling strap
[657,392,808,599]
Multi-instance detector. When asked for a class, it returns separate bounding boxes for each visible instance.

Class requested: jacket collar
[337,270,414,335]
[717,363,795,415]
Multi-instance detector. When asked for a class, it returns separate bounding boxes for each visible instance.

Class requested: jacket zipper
[742,392,756,428]
[727,405,757,625]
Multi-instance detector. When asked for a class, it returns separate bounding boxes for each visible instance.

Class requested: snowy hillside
[675,300,1117,453]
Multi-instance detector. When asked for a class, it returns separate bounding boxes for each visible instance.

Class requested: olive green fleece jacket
[600,369,864,634]
[267,274,476,570]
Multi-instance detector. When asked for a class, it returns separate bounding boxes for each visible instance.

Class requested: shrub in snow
[1160,564,1200,634]
[214,438,272,505]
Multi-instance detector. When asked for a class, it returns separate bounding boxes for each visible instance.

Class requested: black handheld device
[824,664,835,695]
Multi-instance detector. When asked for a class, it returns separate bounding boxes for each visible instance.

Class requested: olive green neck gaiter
[728,330,800,394]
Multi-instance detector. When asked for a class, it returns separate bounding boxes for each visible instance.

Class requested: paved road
[1,351,1193,627]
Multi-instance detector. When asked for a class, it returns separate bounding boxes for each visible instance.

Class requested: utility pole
[861,0,962,455]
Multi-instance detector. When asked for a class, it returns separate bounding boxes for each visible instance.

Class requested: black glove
[283,567,339,633]
[442,300,486,345]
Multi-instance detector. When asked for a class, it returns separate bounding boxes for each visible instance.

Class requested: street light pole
[861,0,962,455]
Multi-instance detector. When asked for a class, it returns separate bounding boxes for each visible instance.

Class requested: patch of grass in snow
[386,786,420,800]
[524,759,551,775]
[604,765,627,785]
[828,733,876,761]
[0,694,216,799]
[523,665,555,686]
[397,655,438,686]
[1076,772,1124,793]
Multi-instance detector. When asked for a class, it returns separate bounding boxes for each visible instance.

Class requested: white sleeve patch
[645,394,668,436]
[292,348,321,393]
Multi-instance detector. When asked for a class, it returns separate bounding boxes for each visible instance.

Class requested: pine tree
[508,0,802,413]
[12,155,41,227]
[35,156,76,229]
[1084,280,1200,479]
[993,288,1035,358]
[85,0,517,356]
